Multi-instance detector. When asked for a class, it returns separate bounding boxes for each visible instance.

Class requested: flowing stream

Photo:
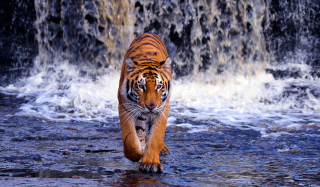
[0,0,319,186]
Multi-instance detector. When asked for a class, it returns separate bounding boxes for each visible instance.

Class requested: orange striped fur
[118,33,172,173]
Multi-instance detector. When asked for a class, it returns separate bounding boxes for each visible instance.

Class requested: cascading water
[1,0,320,185]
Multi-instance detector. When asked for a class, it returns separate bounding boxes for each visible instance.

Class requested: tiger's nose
[146,103,156,111]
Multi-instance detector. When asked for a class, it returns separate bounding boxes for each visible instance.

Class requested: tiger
[117,33,172,173]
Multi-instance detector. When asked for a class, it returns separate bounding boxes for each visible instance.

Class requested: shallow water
[0,88,320,186]
[1,0,320,185]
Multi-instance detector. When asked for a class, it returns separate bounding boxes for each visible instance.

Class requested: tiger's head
[120,57,172,115]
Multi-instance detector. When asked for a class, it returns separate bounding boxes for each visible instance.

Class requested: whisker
[160,111,166,120]
[122,103,144,110]
[122,113,134,125]
[118,106,136,112]
[133,111,141,121]
[121,109,137,125]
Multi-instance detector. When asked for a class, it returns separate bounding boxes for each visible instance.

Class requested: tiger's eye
[139,85,144,89]
[157,85,162,89]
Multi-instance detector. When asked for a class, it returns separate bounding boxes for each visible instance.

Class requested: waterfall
[33,0,269,78]
[0,0,319,126]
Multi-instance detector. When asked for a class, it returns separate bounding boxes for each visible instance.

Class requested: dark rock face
[264,0,320,64]
[33,0,133,70]
[0,0,37,69]
[35,0,109,68]
[263,0,320,78]
[2,0,268,79]
[132,0,268,78]
[1,0,319,78]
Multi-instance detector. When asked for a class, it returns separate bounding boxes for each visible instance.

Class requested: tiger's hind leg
[135,117,147,152]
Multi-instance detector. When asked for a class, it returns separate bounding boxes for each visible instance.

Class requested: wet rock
[264,0,320,69]
[11,138,26,142]
[0,0,37,68]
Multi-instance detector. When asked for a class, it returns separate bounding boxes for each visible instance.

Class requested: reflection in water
[113,170,165,186]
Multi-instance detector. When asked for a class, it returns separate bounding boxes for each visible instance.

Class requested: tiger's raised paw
[139,161,164,173]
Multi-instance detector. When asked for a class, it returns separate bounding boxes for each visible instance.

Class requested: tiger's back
[119,33,171,88]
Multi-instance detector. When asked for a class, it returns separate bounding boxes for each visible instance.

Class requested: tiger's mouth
[140,103,167,116]
[141,108,161,114]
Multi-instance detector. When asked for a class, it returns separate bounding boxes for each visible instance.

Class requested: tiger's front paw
[139,156,164,173]
[139,161,164,173]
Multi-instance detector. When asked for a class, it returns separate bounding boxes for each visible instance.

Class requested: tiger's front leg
[139,104,169,173]
[118,105,143,162]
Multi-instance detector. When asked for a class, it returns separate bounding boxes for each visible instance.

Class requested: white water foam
[170,69,320,136]
[2,57,119,121]
[1,55,320,137]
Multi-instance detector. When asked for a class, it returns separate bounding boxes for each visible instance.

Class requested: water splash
[6,56,119,121]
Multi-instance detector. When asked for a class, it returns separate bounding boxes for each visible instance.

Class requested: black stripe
[161,72,168,80]
[135,126,145,131]
[168,80,171,92]
[146,34,162,45]
[160,74,164,82]
[148,34,168,55]
[148,120,152,132]
[162,96,167,102]
[140,63,160,68]
[129,72,138,78]
[160,60,166,66]
[126,80,136,102]
[126,80,129,94]
[137,116,147,121]
[137,59,158,63]
[135,34,151,43]
[131,34,143,43]
[127,94,136,102]
[139,42,161,51]
[127,35,153,55]
[131,33,151,45]
[143,66,157,71]
[126,39,144,57]
[130,80,134,91]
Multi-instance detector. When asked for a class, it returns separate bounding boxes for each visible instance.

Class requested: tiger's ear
[125,58,137,72]
[160,57,171,72]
